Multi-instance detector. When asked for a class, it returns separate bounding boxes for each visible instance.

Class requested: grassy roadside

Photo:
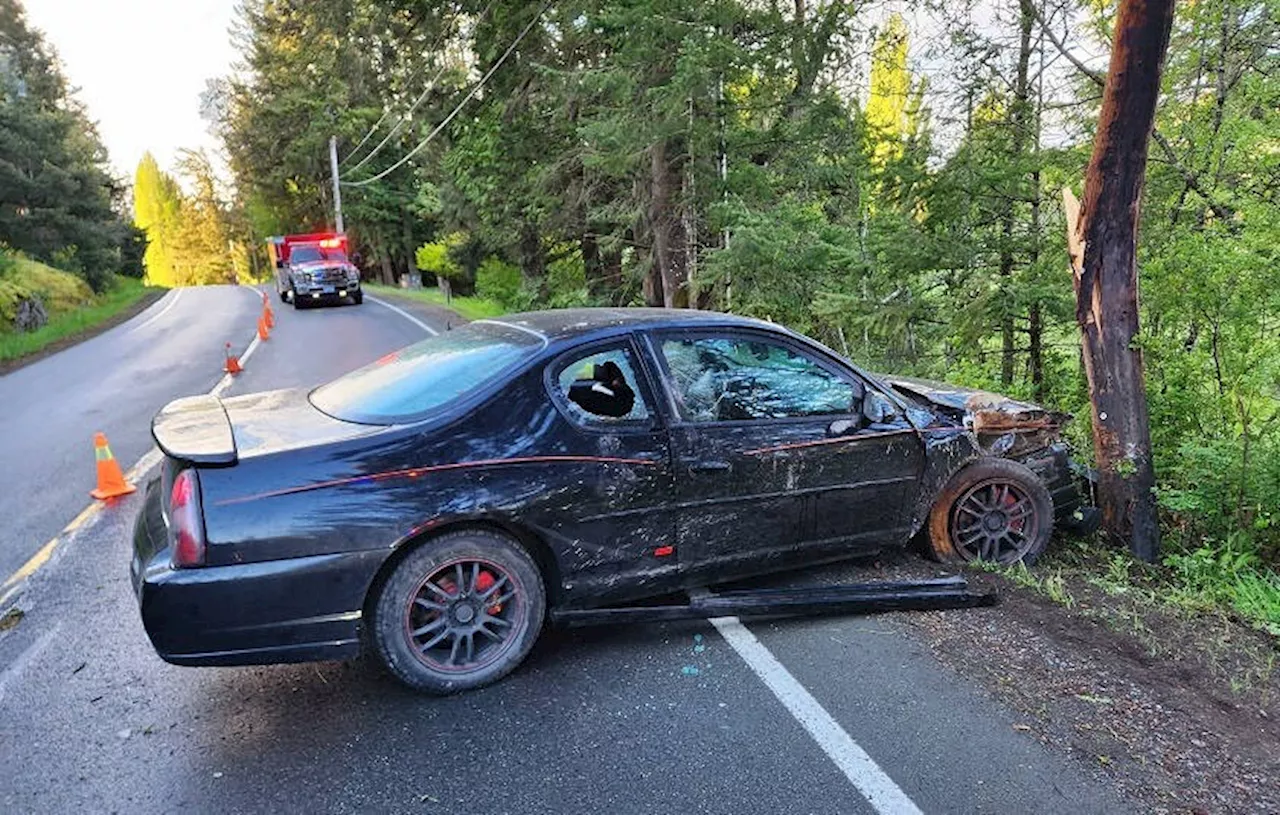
[978,537,1279,693]
[365,283,504,321]
[0,275,161,366]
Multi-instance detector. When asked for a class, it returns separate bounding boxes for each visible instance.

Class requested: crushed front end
[885,376,1100,535]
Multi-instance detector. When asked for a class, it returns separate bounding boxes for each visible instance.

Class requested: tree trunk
[1073,0,1173,562]
[582,232,605,297]
[519,222,545,296]
[378,243,394,285]
[1028,302,1044,401]
[647,139,689,308]
[999,0,1036,387]
[401,212,418,282]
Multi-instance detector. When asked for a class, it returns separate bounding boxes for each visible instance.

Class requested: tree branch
[1027,1,1236,224]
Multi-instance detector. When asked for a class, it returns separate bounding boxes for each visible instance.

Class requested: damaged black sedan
[131,309,1095,693]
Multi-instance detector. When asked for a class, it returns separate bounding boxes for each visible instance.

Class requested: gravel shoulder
[889,552,1279,814]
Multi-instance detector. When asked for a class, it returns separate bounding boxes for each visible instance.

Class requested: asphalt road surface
[0,287,1136,814]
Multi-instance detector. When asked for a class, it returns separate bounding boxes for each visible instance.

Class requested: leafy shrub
[414,233,467,283]
[475,257,523,309]
[544,253,591,309]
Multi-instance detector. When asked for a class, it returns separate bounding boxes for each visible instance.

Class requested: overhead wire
[342,0,498,173]
[340,0,552,189]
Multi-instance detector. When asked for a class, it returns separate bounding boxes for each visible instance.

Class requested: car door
[536,336,679,605]
[646,328,925,585]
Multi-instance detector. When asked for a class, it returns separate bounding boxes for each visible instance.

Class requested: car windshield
[291,245,347,264]
[310,322,542,424]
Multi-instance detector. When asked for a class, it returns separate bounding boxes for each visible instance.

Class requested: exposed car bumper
[1017,442,1100,535]
[130,479,384,666]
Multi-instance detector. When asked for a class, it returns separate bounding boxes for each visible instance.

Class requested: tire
[277,288,287,303]
[370,529,546,694]
[926,458,1053,566]
[351,290,363,305]
[291,288,305,309]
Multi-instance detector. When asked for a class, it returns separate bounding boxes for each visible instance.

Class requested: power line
[342,61,453,174]
[341,106,395,167]
[342,0,498,171]
[341,0,551,189]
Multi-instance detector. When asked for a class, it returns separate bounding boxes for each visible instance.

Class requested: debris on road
[0,606,23,631]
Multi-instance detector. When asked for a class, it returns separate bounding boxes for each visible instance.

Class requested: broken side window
[556,347,650,422]
[659,336,858,422]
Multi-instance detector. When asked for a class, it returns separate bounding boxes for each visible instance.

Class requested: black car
[131,308,1094,693]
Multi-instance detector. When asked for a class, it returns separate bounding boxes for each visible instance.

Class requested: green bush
[415,233,467,284]
[475,257,523,308]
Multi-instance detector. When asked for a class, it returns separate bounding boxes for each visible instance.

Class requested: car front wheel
[926,458,1052,565]
[370,529,545,694]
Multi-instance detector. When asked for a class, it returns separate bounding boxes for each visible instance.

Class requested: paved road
[0,289,1135,814]
[0,286,262,578]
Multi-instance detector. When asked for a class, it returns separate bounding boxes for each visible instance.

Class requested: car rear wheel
[926,458,1052,565]
[370,529,545,694]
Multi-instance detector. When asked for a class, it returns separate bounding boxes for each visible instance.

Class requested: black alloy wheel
[371,529,545,694]
[949,479,1041,563]
[926,458,1053,565]
[405,558,521,673]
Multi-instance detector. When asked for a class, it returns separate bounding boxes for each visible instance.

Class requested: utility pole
[329,135,344,233]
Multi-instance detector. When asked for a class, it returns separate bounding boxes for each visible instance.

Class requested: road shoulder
[0,286,165,376]
[903,562,1280,813]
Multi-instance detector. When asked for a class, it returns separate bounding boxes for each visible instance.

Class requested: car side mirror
[862,391,896,425]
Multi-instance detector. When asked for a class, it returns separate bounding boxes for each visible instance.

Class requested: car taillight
[170,469,206,568]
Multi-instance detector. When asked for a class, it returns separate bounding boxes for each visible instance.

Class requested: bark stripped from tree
[1068,0,1174,562]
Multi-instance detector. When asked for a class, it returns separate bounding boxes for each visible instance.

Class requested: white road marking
[696,590,923,815]
[210,333,262,398]
[368,295,440,335]
[126,288,182,334]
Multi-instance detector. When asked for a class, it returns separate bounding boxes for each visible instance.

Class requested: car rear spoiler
[151,395,237,466]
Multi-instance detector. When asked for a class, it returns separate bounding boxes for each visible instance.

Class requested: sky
[24,0,239,182]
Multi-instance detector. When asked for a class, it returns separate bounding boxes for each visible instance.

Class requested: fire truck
[267,232,362,308]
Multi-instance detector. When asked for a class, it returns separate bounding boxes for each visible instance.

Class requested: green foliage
[475,257,524,309]
[415,233,468,282]
[1164,536,1280,636]
[134,151,237,286]
[0,0,133,292]
[0,253,94,326]
[0,275,152,363]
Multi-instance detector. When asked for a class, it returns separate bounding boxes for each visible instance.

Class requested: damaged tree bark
[1066,0,1173,562]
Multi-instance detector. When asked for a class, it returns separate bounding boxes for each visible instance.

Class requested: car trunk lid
[151,388,385,467]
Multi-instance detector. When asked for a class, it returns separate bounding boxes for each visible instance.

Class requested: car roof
[483,307,782,343]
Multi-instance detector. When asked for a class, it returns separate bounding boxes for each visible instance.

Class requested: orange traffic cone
[90,432,136,500]
[257,314,270,340]
[263,303,275,329]
[223,342,242,374]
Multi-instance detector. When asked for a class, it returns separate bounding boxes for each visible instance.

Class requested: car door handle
[683,458,731,473]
